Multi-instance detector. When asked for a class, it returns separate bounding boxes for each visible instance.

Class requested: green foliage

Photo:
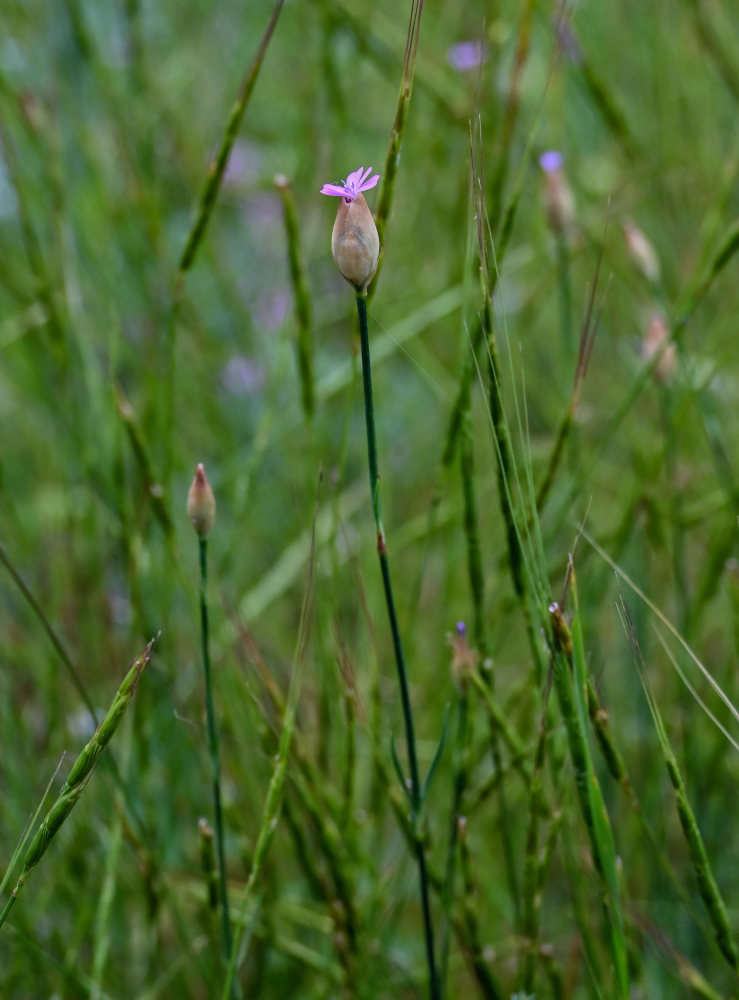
[1,0,738,997]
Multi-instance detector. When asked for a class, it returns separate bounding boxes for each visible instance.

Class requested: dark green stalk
[355,292,439,1000]
[555,232,573,357]
[519,687,553,993]
[198,537,234,977]
[550,592,629,998]
[458,413,520,919]
[482,295,546,682]
[456,819,505,1000]
[275,175,314,418]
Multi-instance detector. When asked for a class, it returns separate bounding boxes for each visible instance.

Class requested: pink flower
[320,166,379,202]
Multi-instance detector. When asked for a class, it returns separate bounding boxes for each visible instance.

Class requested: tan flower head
[187,463,216,537]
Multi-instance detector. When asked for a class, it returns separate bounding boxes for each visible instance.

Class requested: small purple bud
[539,150,564,174]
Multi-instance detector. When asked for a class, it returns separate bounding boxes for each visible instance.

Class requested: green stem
[355,292,439,1000]
[555,232,573,358]
[198,537,234,981]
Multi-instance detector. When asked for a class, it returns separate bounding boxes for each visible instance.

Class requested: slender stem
[198,537,235,981]
[555,231,573,359]
[355,292,439,1000]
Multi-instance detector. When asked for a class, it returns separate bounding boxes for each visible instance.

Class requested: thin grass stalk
[334,634,358,843]
[442,82,552,470]
[540,943,566,1000]
[458,413,521,920]
[355,291,439,1000]
[628,910,727,1000]
[487,0,536,231]
[469,130,551,682]
[275,175,315,418]
[550,587,629,999]
[536,233,604,514]
[0,98,66,347]
[0,640,155,931]
[221,475,320,998]
[163,0,286,474]
[235,617,359,940]
[559,819,608,1000]
[0,539,97,725]
[460,415,486,657]
[467,671,531,781]
[553,12,638,160]
[199,818,219,913]
[455,819,505,1000]
[683,0,739,100]
[89,783,125,1000]
[555,231,574,357]
[584,529,739,731]
[368,0,423,299]
[283,779,357,985]
[619,597,739,973]
[518,681,554,994]
[197,535,234,973]
[116,387,173,537]
[568,595,629,997]
[439,684,468,995]
[481,285,547,681]
[659,388,690,631]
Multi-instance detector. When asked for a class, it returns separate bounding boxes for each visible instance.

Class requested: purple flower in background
[320,166,379,202]
[538,150,575,234]
[447,39,487,72]
[539,150,565,174]
[538,150,575,233]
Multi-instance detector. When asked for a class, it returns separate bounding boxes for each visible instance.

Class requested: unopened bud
[639,312,676,384]
[447,621,478,692]
[187,463,216,537]
[331,193,380,292]
[621,218,660,284]
[539,150,575,236]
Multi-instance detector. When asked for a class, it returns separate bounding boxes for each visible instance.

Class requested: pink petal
[321,183,349,196]
[345,166,365,190]
[358,173,379,193]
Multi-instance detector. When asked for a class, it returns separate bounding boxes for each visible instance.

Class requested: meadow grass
[1,0,738,997]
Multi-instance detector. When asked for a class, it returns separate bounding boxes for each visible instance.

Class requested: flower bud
[539,150,575,236]
[621,218,660,284]
[331,193,380,292]
[448,621,478,692]
[187,463,216,537]
[639,312,676,384]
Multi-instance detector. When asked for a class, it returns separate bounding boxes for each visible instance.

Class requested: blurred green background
[1,0,738,996]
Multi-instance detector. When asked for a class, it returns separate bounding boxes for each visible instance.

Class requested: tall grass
[0,0,738,997]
